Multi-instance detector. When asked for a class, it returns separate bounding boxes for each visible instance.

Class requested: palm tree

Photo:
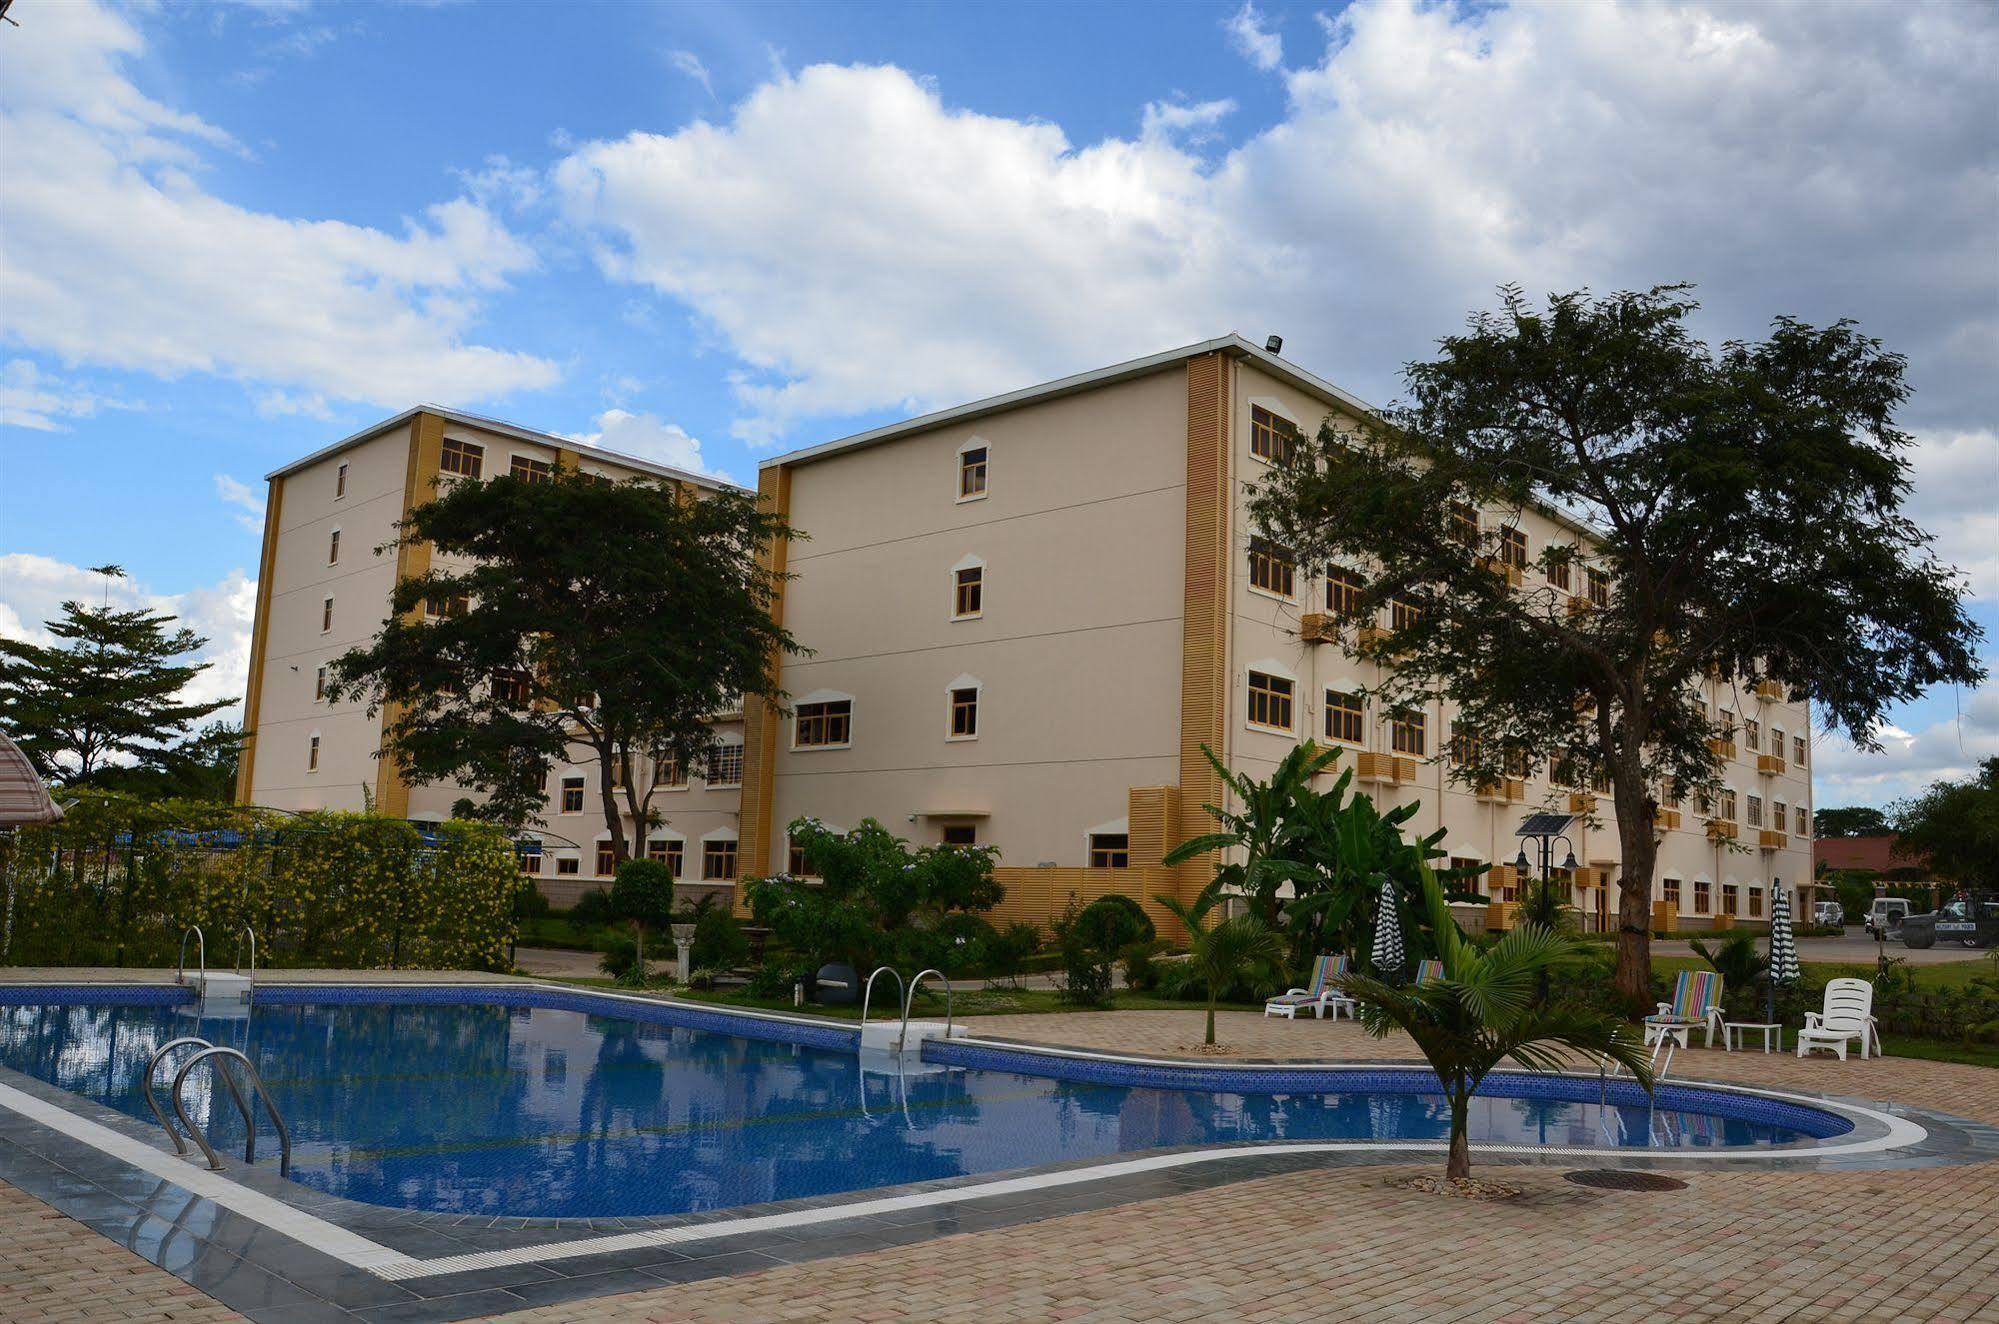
[1336,863,1654,1180]
[1156,891,1288,1047]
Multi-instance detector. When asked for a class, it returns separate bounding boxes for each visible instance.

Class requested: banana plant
[1162,742,1336,923]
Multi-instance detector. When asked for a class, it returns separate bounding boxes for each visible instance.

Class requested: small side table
[1724,1021,1782,1054]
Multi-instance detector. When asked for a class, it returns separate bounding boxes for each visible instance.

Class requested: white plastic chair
[1796,977,1877,1060]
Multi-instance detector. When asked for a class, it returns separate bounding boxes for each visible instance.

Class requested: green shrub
[1053,895,1152,1006]
[568,888,617,928]
[744,962,802,999]
[688,908,750,971]
[983,922,1044,985]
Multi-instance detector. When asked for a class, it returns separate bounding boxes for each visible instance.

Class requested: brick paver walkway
[2,1006,1995,1323]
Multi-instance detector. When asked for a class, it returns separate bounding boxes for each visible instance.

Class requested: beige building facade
[239,339,1817,929]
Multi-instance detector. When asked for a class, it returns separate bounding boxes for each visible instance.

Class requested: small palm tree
[1337,863,1654,1180]
[1157,890,1288,1046]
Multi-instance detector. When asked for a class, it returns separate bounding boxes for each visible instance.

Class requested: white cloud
[0,358,143,432]
[214,474,267,533]
[1904,430,1999,601]
[1225,3,1284,72]
[0,554,256,722]
[1140,97,1237,146]
[1812,674,1999,807]
[565,409,732,481]
[0,1,559,412]
[668,49,716,99]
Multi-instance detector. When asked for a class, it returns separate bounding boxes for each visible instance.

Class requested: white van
[1811,901,1844,930]
[1864,897,1911,938]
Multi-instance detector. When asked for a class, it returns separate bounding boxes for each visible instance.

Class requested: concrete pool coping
[0,978,1991,1323]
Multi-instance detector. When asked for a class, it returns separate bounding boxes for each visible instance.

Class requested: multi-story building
[238,338,1817,929]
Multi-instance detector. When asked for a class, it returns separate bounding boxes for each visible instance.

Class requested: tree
[610,858,677,983]
[331,468,800,861]
[1251,285,1986,1011]
[1336,863,1654,1181]
[1162,742,1330,926]
[0,567,234,787]
[1813,806,1891,838]
[1155,890,1287,1046]
[1893,758,1999,889]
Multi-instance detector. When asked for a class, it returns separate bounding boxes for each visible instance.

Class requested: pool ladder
[857,966,957,1054]
[143,1036,292,1177]
[177,925,257,1013]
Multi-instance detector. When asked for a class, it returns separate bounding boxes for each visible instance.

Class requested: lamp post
[1514,835,1582,928]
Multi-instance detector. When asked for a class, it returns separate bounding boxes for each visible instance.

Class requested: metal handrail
[144,1036,247,1154]
[900,968,953,1051]
[234,926,256,977]
[859,966,906,1032]
[176,925,205,983]
[170,1046,292,1176]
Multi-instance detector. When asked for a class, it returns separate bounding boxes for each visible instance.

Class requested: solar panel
[1515,813,1577,838]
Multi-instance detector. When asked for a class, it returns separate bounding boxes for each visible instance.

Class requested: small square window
[510,455,555,484]
[1089,833,1129,868]
[942,823,978,847]
[440,438,485,479]
[706,742,744,786]
[1325,689,1364,745]
[335,462,348,498]
[493,669,531,707]
[647,839,684,876]
[954,565,983,618]
[958,446,988,499]
[1389,597,1424,633]
[560,776,585,814]
[795,700,852,748]
[307,735,320,772]
[950,687,979,739]
[556,856,580,876]
[1249,406,1298,464]
[1246,671,1293,731]
[703,840,738,880]
[658,754,687,788]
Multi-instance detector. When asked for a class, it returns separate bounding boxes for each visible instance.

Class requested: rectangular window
[510,455,554,484]
[560,776,585,814]
[1795,805,1808,835]
[954,565,983,618]
[1246,671,1294,730]
[1547,554,1572,591]
[950,687,979,739]
[1749,887,1764,919]
[307,735,320,772]
[1449,721,1483,768]
[706,742,743,786]
[1449,502,1480,550]
[787,841,810,876]
[1663,877,1682,907]
[321,596,334,633]
[1744,719,1760,751]
[1325,568,1364,618]
[658,754,687,788]
[1389,597,1424,633]
[1720,789,1738,822]
[1325,689,1364,745]
[1089,833,1130,868]
[327,528,340,564]
[1771,728,1785,759]
[1746,794,1763,827]
[424,593,470,619]
[1390,709,1427,756]
[1504,746,1530,779]
[1662,779,1683,809]
[1773,800,1787,830]
[942,823,978,847]
[557,855,580,876]
[958,446,988,498]
[647,839,684,877]
[1793,735,1807,766]
[1586,567,1611,607]
[492,669,531,707]
[596,844,617,877]
[1694,878,1711,913]
[1247,536,1296,598]
[314,665,327,701]
[440,438,485,479]
[1499,526,1529,569]
[520,850,541,875]
[1719,709,1736,739]
[795,700,852,748]
[1249,406,1298,464]
[335,462,348,498]
[703,840,738,881]
[1722,882,1739,915]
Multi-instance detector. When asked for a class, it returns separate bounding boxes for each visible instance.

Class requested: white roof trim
[796,687,854,706]
[701,826,739,842]
[950,552,986,573]
[1087,815,1130,837]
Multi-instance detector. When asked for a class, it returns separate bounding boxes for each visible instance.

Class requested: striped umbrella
[1371,878,1406,980]
[1766,882,1801,1023]
[0,733,61,826]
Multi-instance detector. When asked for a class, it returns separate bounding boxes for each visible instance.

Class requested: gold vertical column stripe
[1175,353,1231,896]
[233,475,287,805]
[734,464,792,910]
[375,412,444,818]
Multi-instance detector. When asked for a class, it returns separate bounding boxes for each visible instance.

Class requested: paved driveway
[1652,932,1991,966]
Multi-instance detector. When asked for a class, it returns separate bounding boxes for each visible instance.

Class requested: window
[953,565,983,618]
[1749,887,1764,919]
[307,735,320,772]
[1796,805,1809,836]
[424,593,470,619]
[327,528,341,564]
[520,850,541,876]
[1722,882,1739,915]
[335,462,348,498]
[1720,789,1737,822]
[658,754,687,788]
[949,687,979,739]
[1693,878,1711,913]
[1389,597,1424,633]
[1552,755,1580,789]
[787,841,810,876]
[706,742,743,786]
[440,438,484,478]
[560,776,585,813]
[1744,719,1760,752]
[1504,746,1530,779]
[1547,554,1572,591]
[1663,877,1682,907]
[556,855,580,876]
[1746,794,1763,827]
[1449,721,1484,768]
[1325,689,1364,745]
[314,665,327,701]
[1771,727,1786,759]
[1326,568,1364,618]
[1449,502,1479,550]
[703,839,738,881]
[510,455,554,484]
[1793,735,1808,767]
[1247,537,1296,598]
[1249,406,1298,464]
[647,839,684,876]
[596,843,617,877]
[942,824,978,847]
[1586,567,1611,607]
[1389,708,1427,756]
[1719,708,1736,739]
[1499,526,1528,569]
[1246,670,1293,730]
[321,596,334,633]
[795,699,852,748]
[1662,779,1683,809]
[492,668,531,707]
[958,446,988,499]
[1089,833,1130,868]
[1773,800,1787,830]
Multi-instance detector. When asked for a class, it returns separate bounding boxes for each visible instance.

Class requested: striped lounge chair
[1645,969,1724,1049]
[1264,953,1356,1020]
[1414,959,1445,986]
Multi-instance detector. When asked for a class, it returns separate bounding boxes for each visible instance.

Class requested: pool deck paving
[0,991,1994,1323]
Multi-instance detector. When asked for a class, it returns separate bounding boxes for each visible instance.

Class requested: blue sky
[1,0,1994,807]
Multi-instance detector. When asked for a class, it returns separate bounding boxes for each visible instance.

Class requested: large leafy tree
[1251,285,1985,1009]
[330,469,800,861]
[0,566,235,787]
[1812,806,1891,838]
[1892,758,1999,889]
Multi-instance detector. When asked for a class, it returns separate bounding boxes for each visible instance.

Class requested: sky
[0,0,1994,810]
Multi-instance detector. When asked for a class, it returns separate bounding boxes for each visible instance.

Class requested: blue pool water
[0,990,1845,1219]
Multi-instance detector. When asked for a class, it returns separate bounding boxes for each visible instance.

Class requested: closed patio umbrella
[1371,877,1406,980]
[1766,881,1801,1023]
[0,733,61,826]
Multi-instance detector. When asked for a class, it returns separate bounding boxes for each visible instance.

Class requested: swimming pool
[0,986,1852,1220]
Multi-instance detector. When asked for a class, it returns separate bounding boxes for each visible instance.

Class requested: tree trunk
[1446,1092,1471,1180]
[1610,759,1658,1015]
[1205,995,1217,1046]
[595,744,630,866]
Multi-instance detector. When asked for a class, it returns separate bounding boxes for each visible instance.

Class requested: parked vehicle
[1863,897,1911,938]
[1811,901,1845,930]
[1899,892,1999,950]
